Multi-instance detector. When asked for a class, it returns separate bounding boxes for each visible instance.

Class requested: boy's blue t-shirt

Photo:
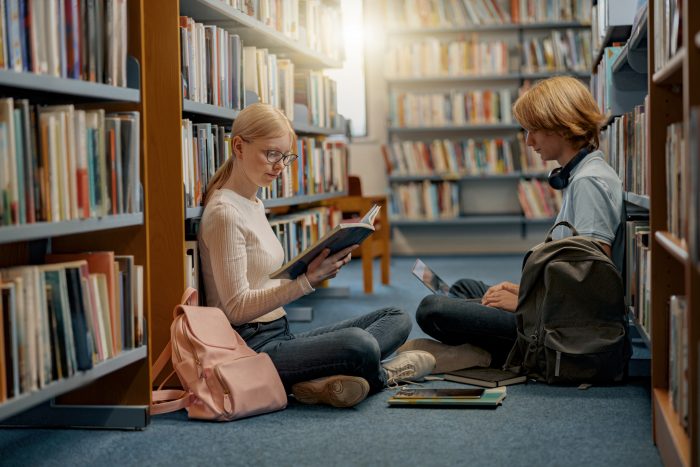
[551,150,625,272]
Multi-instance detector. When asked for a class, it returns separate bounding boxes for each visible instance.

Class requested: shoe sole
[292,376,370,408]
[397,339,491,374]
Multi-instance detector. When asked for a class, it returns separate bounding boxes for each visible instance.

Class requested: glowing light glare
[325,0,367,137]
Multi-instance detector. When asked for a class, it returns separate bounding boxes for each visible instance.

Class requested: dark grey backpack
[505,221,631,384]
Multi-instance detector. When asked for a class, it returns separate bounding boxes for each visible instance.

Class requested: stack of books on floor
[387,386,507,408]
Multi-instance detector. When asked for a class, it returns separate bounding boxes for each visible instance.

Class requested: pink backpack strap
[151,389,193,415]
[150,288,198,415]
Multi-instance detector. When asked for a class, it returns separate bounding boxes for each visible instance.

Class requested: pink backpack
[150,288,287,420]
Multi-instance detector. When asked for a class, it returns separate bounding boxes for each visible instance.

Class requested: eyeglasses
[265,150,298,167]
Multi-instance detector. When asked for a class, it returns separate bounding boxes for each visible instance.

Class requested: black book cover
[65,267,94,370]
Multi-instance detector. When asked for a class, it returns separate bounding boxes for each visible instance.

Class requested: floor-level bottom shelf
[653,387,690,467]
[0,346,148,423]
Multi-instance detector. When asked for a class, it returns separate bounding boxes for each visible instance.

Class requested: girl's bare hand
[305,245,359,287]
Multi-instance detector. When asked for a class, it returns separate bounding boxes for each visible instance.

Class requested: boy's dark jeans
[415,278,517,367]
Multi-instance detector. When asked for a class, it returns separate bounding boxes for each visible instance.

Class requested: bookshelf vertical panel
[683,1,700,463]
[143,0,187,377]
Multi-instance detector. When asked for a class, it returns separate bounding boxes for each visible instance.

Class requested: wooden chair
[333,176,390,294]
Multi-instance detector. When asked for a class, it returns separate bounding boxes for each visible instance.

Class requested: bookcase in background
[143,0,349,382]
[646,0,700,465]
[381,0,591,253]
[0,0,150,429]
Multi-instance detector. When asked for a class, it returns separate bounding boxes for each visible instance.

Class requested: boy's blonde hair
[203,103,296,205]
[512,76,605,149]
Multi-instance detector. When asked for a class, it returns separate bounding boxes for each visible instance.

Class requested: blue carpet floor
[0,256,662,466]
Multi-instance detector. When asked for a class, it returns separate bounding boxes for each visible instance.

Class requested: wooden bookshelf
[144,0,349,383]
[392,216,555,227]
[0,0,151,429]
[648,0,700,464]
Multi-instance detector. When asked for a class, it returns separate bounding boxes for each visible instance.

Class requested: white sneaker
[397,338,492,374]
[382,350,436,386]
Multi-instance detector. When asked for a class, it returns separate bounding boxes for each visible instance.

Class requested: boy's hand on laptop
[484,281,519,296]
[481,289,518,312]
[481,281,519,312]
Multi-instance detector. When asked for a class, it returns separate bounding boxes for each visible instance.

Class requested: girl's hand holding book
[306,245,359,287]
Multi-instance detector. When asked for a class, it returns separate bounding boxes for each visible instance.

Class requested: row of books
[0,99,140,226]
[517,179,562,219]
[389,180,460,220]
[385,29,589,78]
[389,89,514,127]
[222,0,343,62]
[520,29,591,74]
[269,206,340,265]
[179,17,245,111]
[182,119,231,210]
[259,138,347,201]
[669,294,689,431]
[385,37,516,78]
[0,251,144,402]
[383,135,551,176]
[178,17,338,128]
[385,0,592,29]
[625,220,650,335]
[666,121,686,241]
[0,0,129,86]
[600,103,648,197]
[653,0,683,73]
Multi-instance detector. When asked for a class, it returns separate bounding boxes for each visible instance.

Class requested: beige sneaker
[382,350,436,386]
[397,338,491,374]
[291,375,369,408]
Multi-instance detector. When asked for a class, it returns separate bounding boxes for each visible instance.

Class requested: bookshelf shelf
[186,207,203,220]
[393,215,532,226]
[0,70,140,102]
[387,22,589,36]
[262,191,348,208]
[292,122,346,135]
[653,388,690,467]
[388,124,521,134]
[655,231,689,265]
[181,99,344,135]
[386,73,522,84]
[0,213,144,245]
[182,99,239,122]
[653,47,686,86]
[631,309,652,349]
[185,192,350,218]
[624,192,650,210]
[179,0,342,68]
[629,5,648,51]
[0,346,147,423]
[386,71,590,85]
[388,172,548,182]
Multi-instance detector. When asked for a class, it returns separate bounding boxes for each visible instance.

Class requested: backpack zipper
[555,351,562,377]
[214,365,233,414]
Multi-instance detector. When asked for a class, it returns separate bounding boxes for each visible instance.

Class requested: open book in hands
[269,204,382,280]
